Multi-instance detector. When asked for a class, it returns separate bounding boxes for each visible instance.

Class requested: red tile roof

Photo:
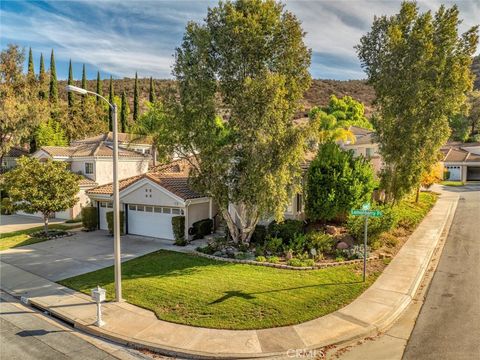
[41,142,147,158]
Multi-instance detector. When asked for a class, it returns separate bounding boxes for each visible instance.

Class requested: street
[403,185,480,359]
[0,292,151,360]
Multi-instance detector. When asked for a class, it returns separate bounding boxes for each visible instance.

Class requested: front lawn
[60,250,382,330]
[441,180,464,187]
[0,224,82,251]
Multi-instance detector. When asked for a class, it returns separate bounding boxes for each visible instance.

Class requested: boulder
[325,225,340,236]
[336,241,349,250]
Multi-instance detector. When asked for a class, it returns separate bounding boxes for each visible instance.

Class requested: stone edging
[29,231,74,240]
[192,250,379,270]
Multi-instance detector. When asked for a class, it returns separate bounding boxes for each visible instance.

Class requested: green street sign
[350,209,383,217]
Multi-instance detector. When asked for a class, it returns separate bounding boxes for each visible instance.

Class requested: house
[27,140,150,220]
[441,142,480,181]
[1,146,29,173]
[86,159,214,240]
[340,126,383,174]
[71,132,153,155]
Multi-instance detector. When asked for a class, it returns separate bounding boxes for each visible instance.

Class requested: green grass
[60,250,380,330]
[0,224,82,251]
[441,181,465,187]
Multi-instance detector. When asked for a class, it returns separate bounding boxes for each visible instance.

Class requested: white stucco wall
[121,182,184,208]
[79,158,149,185]
[187,202,210,229]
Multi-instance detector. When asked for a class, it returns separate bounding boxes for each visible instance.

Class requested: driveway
[0,215,64,234]
[0,230,204,281]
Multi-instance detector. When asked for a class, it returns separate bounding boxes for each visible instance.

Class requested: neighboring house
[441,142,480,181]
[340,126,383,175]
[25,140,150,220]
[71,132,153,156]
[1,147,29,173]
[86,159,214,240]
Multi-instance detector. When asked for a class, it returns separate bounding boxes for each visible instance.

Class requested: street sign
[351,209,382,217]
[362,203,370,210]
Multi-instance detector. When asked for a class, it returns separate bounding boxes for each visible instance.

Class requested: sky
[1,0,479,81]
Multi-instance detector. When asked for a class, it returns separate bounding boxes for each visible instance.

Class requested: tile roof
[348,126,373,136]
[41,142,147,158]
[78,176,98,187]
[5,147,29,158]
[442,143,480,163]
[72,132,152,145]
[87,158,203,200]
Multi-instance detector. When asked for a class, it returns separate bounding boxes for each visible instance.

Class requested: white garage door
[127,204,184,240]
[99,202,113,230]
[446,166,461,181]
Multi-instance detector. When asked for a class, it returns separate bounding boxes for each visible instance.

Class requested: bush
[342,244,368,260]
[346,205,397,243]
[285,233,308,255]
[305,232,335,254]
[287,258,315,267]
[266,256,280,264]
[106,211,125,235]
[81,207,98,231]
[381,233,398,248]
[65,218,82,223]
[305,142,375,221]
[264,236,283,254]
[251,224,268,245]
[1,197,15,215]
[255,256,267,262]
[172,216,186,245]
[190,218,213,239]
[269,219,304,241]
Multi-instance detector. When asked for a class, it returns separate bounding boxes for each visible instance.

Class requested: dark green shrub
[81,207,98,231]
[0,197,15,215]
[346,205,397,243]
[251,224,268,245]
[172,216,186,245]
[106,211,125,235]
[284,233,308,255]
[190,218,213,239]
[269,219,304,241]
[305,232,336,254]
[264,236,283,254]
[305,142,375,221]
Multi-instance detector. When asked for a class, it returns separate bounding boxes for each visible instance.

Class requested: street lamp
[66,84,123,302]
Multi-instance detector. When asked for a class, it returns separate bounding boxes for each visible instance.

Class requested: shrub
[81,207,98,231]
[196,245,215,254]
[0,197,15,215]
[335,256,345,262]
[256,256,267,262]
[342,244,368,260]
[381,233,398,248]
[190,218,213,239]
[106,211,125,235]
[264,236,283,254]
[266,256,280,264]
[65,218,82,223]
[287,258,303,267]
[172,216,187,245]
[346,205,397,243]
[305,232,335,254]
[305,142,375,222]
[251,224,268,245]
[285,233,308,255]
[269,219,304,241]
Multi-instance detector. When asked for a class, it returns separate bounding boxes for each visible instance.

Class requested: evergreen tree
[49,49,58,103]
[27,47,35,79]
[120,90,128,132]
[149,76,155,103]
[67,60,74,108]
[96,71,102,105]
[133,72,139,121]
[38,53,46,99]
[81,64,87,110]
[108,76,114,131]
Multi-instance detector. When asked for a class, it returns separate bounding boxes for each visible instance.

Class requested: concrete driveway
[0,230,202,281]
[0,215,64,234]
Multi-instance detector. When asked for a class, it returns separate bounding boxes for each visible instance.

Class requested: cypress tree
[67,60,74,108]
[38,53,46,99]
[133,72,139,121]
[121,90,128,132]
[96,71,102,105]
[149,76,155,103]
[108,76,114,131]
[81,64,87,109]
[49,49,58,103]
[27,47,35,78]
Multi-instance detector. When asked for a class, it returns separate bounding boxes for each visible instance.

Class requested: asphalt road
[403,185,480,360]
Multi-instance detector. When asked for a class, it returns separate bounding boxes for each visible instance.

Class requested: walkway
[0,193,458,358]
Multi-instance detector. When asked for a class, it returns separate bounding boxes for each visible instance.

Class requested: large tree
[157,0,311,243]
[38,53,47,99]
[120,90,129,132]
[49,49,58,103]
[96,71,102,105]
[67,59,74,108]
[4,157,79,233]
[108,76,114,131]
[356,2,478,201]
[133,72,139,121]
[149,76,155,103]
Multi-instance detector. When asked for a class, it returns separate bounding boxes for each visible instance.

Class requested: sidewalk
[0,192,459,359]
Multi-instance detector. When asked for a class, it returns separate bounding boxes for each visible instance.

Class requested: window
[296,194,303,213]
[107,203,113,208]
[137,205,145,211]
[85,162,94,174]
[145,206,153,212]
[129,204,136,211]
[172,208,180,215]
[162,207,171,214]
[154,207,162,213]
[366,148,374,157]
[100,202,106,208]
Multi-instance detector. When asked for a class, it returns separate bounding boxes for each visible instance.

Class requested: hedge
[190,218,213,239]
[81,207,98,231]
[106,211,125,235]
[172,216,186,245]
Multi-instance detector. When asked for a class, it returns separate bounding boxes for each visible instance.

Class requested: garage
[467,167,480,181]
[127,204,184,240]
[446,166,462,181]
[98,201,112,230]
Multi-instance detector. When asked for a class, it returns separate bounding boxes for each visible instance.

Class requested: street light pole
[65,85,122,302]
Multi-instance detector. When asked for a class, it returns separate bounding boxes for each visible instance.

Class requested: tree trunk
[44,213,49,234]
[220,205,259,244]
[415,186,420,203]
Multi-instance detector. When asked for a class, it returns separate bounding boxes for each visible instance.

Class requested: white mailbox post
[91,286,106,327]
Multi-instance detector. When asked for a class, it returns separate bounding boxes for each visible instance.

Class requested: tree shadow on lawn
[209,281,363,305]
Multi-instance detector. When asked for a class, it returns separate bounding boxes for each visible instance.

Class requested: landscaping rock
[325,225,340,236]
[336,241,349,250]
[213,251,223,257]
